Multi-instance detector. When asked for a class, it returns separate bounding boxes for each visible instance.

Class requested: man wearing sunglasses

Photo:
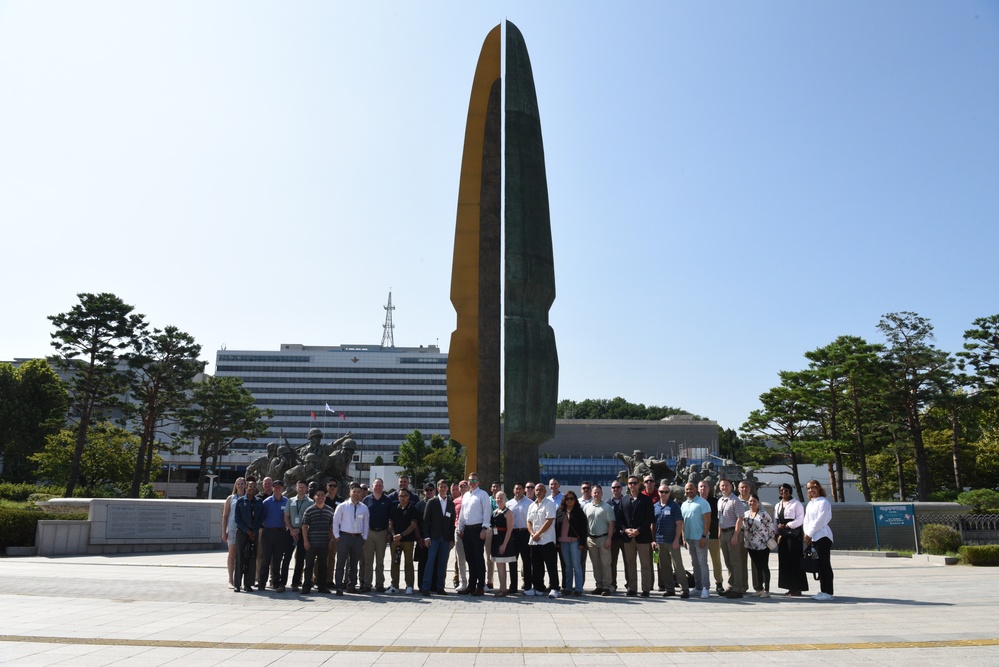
[456,473,490,595]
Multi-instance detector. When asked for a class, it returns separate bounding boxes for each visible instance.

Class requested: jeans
[559,541,583,592]
[687,540,710,591]
[422,539,452,592]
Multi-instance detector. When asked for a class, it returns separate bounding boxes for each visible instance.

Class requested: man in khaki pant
[716,478,747,599]
[583,484,615,595]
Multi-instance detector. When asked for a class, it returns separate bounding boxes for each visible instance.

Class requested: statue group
[245,428,355,491]
[615,450,765,501]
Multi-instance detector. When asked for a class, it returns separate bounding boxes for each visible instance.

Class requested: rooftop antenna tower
[381,290,396,348]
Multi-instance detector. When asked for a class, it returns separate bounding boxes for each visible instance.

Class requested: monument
[447,22,559,489]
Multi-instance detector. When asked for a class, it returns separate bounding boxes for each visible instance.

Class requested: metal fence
[916,513,999,545]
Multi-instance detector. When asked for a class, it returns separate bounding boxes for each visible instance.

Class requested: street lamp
[166,465,175,498]
[206,470,218,500]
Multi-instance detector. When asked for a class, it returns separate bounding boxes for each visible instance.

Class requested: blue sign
[874,504,914,527]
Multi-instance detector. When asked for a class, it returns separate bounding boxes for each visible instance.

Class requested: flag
[339,411,346,421]
[325,403,336,413]
[311,411,316,420]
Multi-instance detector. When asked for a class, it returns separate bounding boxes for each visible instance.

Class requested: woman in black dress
[774,483,808,596]
[490,491,516,596]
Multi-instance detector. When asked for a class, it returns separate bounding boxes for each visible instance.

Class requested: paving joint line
[2,635,999,654]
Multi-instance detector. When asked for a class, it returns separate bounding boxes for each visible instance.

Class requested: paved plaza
[1,550,997,666]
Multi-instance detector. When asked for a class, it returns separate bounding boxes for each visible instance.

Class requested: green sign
[874,504,914,527]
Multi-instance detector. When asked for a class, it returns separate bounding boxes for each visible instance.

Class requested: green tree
[125,326,204,497]
[0,360,69,482]
[424,436,467,484]
[556,397,703,421]
[741,371,821,500]
[30,422,160,496]
[179,376,270,498]
[958,314,999,396]
[397,429,432,486]
[802,336,887,502]
[48,293,147,497]
[397,431,465,486]
[878,312,954,501]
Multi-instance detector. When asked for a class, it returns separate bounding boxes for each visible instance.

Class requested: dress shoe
[335,588,343,596]
[276,586,286,593]
[591,588,604,595]
[471,588,484,596]
[233,586,241,593]
[680,591,690,599]
[640,591,650,598]
[600,590,611,596]
[318,588,332,594]
[421,590,431,597]
[626,591,638,597]
[724,590,744,599]
[456,587,471,595]
[301,587,311,594]
[434,589,448,595]
[359,586,372,593]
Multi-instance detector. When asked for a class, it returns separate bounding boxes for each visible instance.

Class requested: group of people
[220,470,836,602]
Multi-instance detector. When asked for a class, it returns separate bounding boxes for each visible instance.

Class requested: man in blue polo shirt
[653,483,688,598]
[258,479,290,592]
[681,481,712,599]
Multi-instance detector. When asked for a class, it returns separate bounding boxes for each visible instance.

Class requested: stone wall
[35,498,226,556]
[829,502,970,550]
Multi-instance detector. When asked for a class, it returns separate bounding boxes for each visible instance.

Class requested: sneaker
[812,592,834,601]
[523,588,537,596]
[701,588,710,599]
[548,589,560,599]
[484,585,493,592]
[386,586,397,594]
[405,587,414,595]
[760,591,770,598]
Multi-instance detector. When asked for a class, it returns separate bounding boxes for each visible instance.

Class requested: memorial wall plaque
[106,504,212,540]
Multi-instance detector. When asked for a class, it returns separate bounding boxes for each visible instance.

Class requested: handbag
[766,537,778,551]
[799,545,820,579]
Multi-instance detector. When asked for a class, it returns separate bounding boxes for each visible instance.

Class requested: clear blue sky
[2,2,997,433]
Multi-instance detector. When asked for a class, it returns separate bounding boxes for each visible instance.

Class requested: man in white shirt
[456,472,491,596]
[527,483,559,598]
[332,482,370,595]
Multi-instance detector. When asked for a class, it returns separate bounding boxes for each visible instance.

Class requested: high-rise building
[214,343,449,453]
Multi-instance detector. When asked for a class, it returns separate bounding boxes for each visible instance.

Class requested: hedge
[0,483,66,502]
[0,508,89,550]
[959,545,999,566]
[920,524,962,555]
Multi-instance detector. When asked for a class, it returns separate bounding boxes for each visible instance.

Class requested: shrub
[920,523,962,555]
[957,489,999,513]
[0,507,89,549]
[928,490,959,502]
[27,493,57,504]
[959,545,999,566]
[0,483,65,502]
